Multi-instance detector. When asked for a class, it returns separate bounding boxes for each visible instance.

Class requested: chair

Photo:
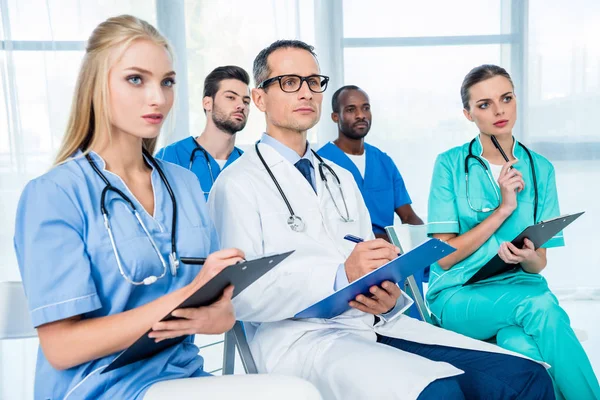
[222,321,258,374]
[0,281,37,340]
[0,281,257,379]
[385,223,433,324]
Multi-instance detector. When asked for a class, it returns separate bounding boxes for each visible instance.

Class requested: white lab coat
[208,143,540,400]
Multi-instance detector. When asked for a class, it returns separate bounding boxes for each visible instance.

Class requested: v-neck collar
[327,142,366,185]
[82,150,161,220]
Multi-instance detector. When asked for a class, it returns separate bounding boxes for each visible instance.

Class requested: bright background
[1,1,599,398]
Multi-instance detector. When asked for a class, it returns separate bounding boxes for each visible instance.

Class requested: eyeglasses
[257,74,330,93]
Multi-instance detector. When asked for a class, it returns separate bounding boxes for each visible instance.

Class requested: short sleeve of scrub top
[537,164,565,248]
[14,178,102,328]
[427,153,460,235]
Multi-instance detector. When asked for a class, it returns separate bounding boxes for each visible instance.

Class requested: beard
[212,104,247,135]
[340,120,370,140]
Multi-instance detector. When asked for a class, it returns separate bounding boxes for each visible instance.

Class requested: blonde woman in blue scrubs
[426,64,600,400]
[13,15,320,400]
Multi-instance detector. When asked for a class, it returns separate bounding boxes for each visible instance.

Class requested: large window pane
[526,0,600,289]
[184,0,317,145]
[8,51,84,172]
[526,0,600,144]
[343,0,507,38]
[6,0,156,41]
[0,50,84,286]
[343,45,505,215]
[0,52,10,171]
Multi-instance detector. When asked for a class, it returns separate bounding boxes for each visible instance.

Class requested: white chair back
[0,281,36,340]
[390,222,429,253]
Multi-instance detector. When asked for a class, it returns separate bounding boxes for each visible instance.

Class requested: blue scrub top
[426,136,564,323]
[317,142,412,234]
[156,136,243,200]
[14,151,219,400]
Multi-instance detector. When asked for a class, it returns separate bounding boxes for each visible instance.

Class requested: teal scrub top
[317,142,412,234]
[426,136,565,323]
[156,136,243,200]
[14,151,218,399]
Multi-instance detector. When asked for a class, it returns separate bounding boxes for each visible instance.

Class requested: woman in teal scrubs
[426,64,600,400]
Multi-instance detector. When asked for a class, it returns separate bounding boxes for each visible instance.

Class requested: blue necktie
[295,158,315,192]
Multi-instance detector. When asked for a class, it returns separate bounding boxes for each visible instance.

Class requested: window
[0,0,161,279]
[340,0,515,215]
[526,0,600,160]
[183,0,317,146]
[343,0,505,38]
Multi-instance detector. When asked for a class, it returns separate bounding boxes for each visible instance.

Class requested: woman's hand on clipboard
[149,248,245,341]
[190,248,245,290]
[498,238,547,274]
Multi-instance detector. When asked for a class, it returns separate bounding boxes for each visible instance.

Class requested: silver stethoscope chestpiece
[169,253,179,277]
[287,215,306,232]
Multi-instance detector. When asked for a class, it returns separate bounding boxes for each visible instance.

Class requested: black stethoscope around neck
[465,137,538,223]
[86,148,179,285]
[189,139,242,195]
[254,142,353,232]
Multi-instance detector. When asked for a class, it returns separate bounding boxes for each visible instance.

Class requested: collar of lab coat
[258,132,316,167]
[253,135,325,198]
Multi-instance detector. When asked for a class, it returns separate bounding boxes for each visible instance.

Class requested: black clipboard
[102,251,294,374]
[464,212,584,285]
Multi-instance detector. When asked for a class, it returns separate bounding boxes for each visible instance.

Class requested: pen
[344,234,403,257]
[180,257,207,265]
[490,135,512,168]
[343,234,364,244]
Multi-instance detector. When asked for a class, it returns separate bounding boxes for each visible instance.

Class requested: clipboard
[294,239,455,319]
[464,211,584,285]
[102,251,294,374]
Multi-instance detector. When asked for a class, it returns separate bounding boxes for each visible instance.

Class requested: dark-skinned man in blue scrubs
[317,85,426,319]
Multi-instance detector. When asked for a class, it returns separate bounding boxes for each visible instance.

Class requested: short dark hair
[331,85,361,113]
[253,40,318,87]
[460,64,514,110]
[203,65,250,100]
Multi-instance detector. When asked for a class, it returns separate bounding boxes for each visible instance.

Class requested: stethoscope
[86,149,179,285]
[254,142,353,232]
[465,138,538,223]
[189,140,242,195]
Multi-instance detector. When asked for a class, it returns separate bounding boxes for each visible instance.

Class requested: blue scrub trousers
[377,335,555,400]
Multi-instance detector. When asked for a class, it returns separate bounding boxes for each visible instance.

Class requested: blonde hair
[54,15,174,165]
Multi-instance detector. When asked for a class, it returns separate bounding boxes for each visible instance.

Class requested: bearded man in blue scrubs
[317,85,427,318]
[156,65,251,200]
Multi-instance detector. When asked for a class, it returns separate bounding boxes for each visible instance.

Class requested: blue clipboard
[294,238,455,319]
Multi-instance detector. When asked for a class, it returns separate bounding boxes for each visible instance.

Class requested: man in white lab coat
[207,40,554,400]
